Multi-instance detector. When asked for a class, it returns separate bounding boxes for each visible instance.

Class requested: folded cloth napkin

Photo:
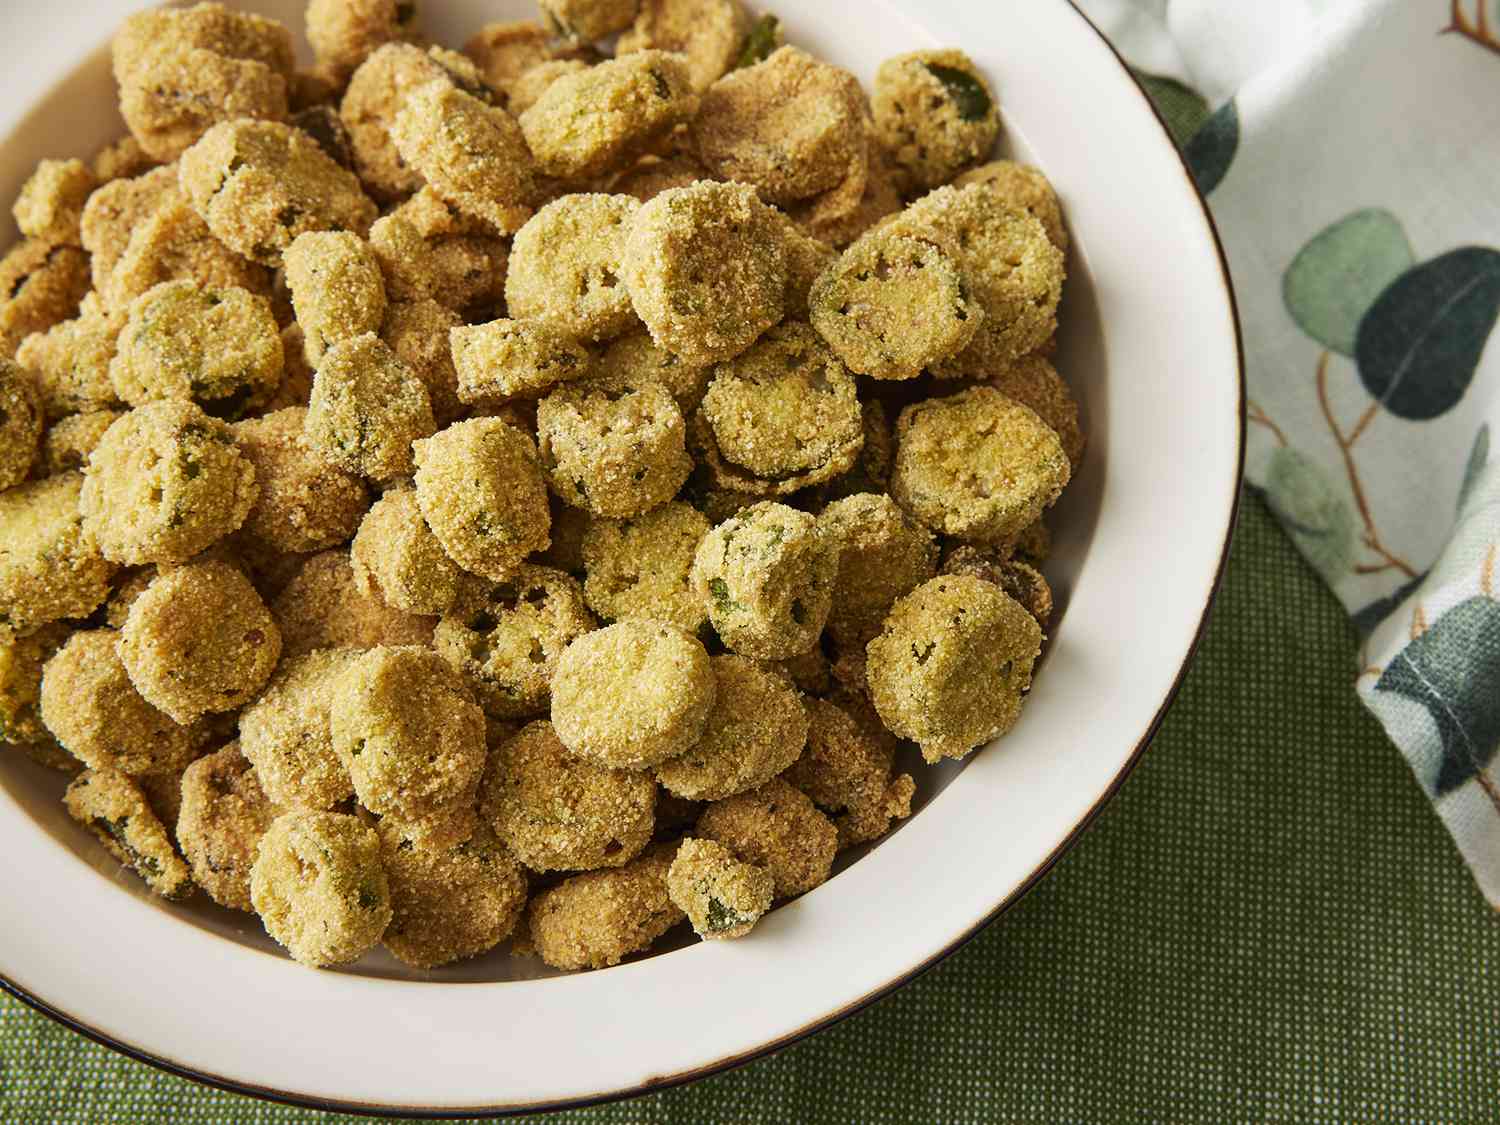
[1078,0,1500,903]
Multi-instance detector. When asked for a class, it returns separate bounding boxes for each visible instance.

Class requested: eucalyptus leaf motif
[1185,99,1238,196]
[1458,423,1490,516]
[1283,209,1414,356]
[1262,447,1356,583]
[1132,71,1210,148]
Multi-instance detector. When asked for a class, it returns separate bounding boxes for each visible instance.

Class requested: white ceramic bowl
[0,0,1243,1113]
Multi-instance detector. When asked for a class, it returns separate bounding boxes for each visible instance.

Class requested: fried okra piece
[540,0,639,42]
[612,152,710,204]
[232,407,369,554]
[15,308,122,420]
[0,474,115,641]
[655,654,806,800]
[0,241,91,357]
[953,160,1068,253]
[0,623,74,768]
[65,768,194,900]
[697,778,835,898]
[41,409,122,476]
[595,331,709,414]
[433,566,595,719]
[40,629,198,776]
[526,842,682,969]
[505,60,591,117]
[784,697,914,848]
[552,621,715,769]
[791,126,903,250]
[873,49,1000,194]
[667,836,772,939]
[80,401,257,565]
[108,281,282,417]
[378,821,528,969]
[690,47,863,206]
[941,545,1054,627]
[92,135,156,184]
[176,742,279,911]
[462,21,560,102]
[102,199,273,316]
[451,318,594,405]
[771,211,837,321]
[481,720,654,872]
[890,386,1070,544]
[390,81,537,235]
[519,51,699,180]
[270,550,435,659]
[307,0,422,84]
[690,502,837,661]
[539,499,590,576]
[809,229,981,381]
[282,232,387,365]
[0,358,42,488]
[695,321,863,495]
[617,0,750,91]
[580,501,710,632]
[291,105,356,169]
[507,194,640,342]
[351,488,463,616]
[381,299,463,426]
[368,214,510,314]
[330,645,487,825]
[818,493,937,650]
[13,159,96,246]
[814,399,896,507]
[867,574,1042,763]
[537,376,692,518]
[884,184,1063,371]
[622,182,786,366]
[304,332,434,481]
[239,649,361,810]
[412,418,551,581]
[250,810,392,967]
[990,354,1085,471]
[179,120,378,267]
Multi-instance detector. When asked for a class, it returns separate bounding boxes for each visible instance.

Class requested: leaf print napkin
[1078,0,1500,902]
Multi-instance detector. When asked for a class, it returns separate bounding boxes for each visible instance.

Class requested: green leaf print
[1262,446,1357,583]
[1458,423,1491,515]
[1356,247,1500,420]
[1184,98,1238,196]
[1375,596,1500,796]
[1132,71,1211,148]
[1283,209,1414,355]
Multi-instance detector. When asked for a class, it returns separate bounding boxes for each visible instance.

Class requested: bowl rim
[0,0,1246,1115]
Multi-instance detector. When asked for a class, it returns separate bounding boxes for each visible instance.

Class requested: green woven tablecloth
[3,493,1497,1122]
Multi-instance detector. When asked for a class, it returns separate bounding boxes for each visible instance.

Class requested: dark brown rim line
[0,3,1248,1116]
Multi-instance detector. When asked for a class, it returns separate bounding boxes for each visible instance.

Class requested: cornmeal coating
[0,358,42,489]
[890,386,1070,543]
[622,181,786,366]
[176,742,279,911]
[818,493,937,650]
[867,574,1042,762]
[581,501,710,632]
[695,321,863,494]
[790,127,903,250]
[696,777,835,898]
[595,331,709,414]
[270,550,435,659]
[690,47,863,206]
[771,211,837,321]
[814,399,896,507]
[40,629,198,776]
[617,0,750,91]
[78,166,195,291]
[537,376,691,518]
[102,199,272,316]
[873,49,1000,194]
[0,623,73,766]
[250,810,391,967]
[612,152,709,204]
[989,354,1085,470]
[117,559,280,725]
[351,487,462,616]
[307,0,422,84]
[939,545,1054,628]
[666,836,772,939]
[655,654,806,800]
[884,184,1063,371]
[809,229,981,381]
[0,241,90,357]
[290,105,356,170]
[368,213,510,313]
[283,232,386,365]
[179,120,378,267]
[526,842,681,969]
[507,194,640,342]
[783,697,914,848]
[390,81,537,236]
[540,0,639,41]
[505,60,590,117]
[81,401,257,565]
[552,621,715,769]
[434,566,596,719]
[0,474,115,641]
[305,332,434,482]
[462,22,558,103]
[330,645,487,827]
[953,160,1069,253]
[519,51,699,180]
[109,281,282,417]
[232,407,368,554]
[15,308,123,421]
[452,318,594,405]
[379,821,528,969]
[381,299,464,426]
[65,768,194,900]
[92,135,157,184]
[238,648,361,810]
[690,502,837,661]
[13,159,96,246]
[412,418,551,581]
[481,719,654,872]
[540,497,590,576]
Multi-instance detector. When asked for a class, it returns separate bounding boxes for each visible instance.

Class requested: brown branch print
[1247,399,1289,446]
[1443,0,1500,57]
